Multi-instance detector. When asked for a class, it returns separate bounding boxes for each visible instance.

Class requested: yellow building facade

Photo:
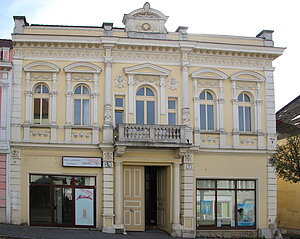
[10,3,284,238]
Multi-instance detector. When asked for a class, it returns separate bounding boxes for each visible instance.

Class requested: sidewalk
[0,224,185,239]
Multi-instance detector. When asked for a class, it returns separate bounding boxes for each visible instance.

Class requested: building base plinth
[171,223,183,237]
[259,228,283,239]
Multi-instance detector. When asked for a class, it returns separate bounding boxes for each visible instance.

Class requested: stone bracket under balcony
[114,124,192,148]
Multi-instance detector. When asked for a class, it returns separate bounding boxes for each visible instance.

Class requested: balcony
[114,124,192,148]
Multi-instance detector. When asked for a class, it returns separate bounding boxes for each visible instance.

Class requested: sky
[0,0,299,111]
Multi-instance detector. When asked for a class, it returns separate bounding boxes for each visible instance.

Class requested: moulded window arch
[238,92,252,132]
[33,83,50,124]
[199,90,215,130]
[73,84,90,125]
[136,85,156,124]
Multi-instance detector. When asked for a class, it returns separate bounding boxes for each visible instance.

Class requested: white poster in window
[75,188,94,226]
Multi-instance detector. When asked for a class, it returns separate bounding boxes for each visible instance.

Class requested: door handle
[130,208,134,212]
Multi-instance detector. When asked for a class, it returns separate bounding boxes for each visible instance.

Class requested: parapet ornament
[104,104,112,124]
[182,108,190,126]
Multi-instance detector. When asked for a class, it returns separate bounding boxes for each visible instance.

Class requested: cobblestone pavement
[0,224,194,239]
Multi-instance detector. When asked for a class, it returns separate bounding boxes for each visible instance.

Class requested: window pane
[74,176,96,186]
[136,101,144,124]
[217,180,235,189]
[237,180,255,189]
[199,92,205,100]
[168,100,176,109]
[147,101,155,124]
[42,85,49,93]
[82,86,89,94]
[74,86,81,94]
[82,99,89,125]
[207,105,214,130]
[238,94,243,102]
[197,180,215,189]
[34,98,41,121]
[51,176,73,185]
[245,107,251,131]
[168,113,176,125]
[244,94,250,102]
[217,190,235,227]
[115,111,123,125]
[30,175,51,184]
[206,92,213,100]
[74,99,81,125]
[42,98,49,119]
[34,85,41,93]
[136,88,144,96]
[200,104,206,130]
[115,98,123,107]
[238,106,244,131]
[237,191,255,227]
[197,190,215,227]
[146,88,154,96]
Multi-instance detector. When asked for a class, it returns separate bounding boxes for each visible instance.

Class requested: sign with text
[75,188,94,226]
[62,157,102,168]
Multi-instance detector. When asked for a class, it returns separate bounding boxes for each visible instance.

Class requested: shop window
[136,86,156,124]
[29,174,96,227]
[199,91,215,130]
[238,93,252,132]
[115,96,125,125]
[33,83,49,124]
[74,85,90,125]
[168,98,177,125]
[196,179,256,229]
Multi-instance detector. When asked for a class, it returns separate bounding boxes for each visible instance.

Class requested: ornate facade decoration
[167,78,178,90]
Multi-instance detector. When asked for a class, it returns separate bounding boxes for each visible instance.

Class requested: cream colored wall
[19,147,103,227]
[277,179,300,230]
[193,152,269,228]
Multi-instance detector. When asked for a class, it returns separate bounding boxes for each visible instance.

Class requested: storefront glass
[196,179,256,229]
[29,174,96,227]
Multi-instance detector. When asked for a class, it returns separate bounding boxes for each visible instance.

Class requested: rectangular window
[200,104,206,130]
[82,99,89,125]
[245,107,251,131]
[196,179,256,229]
[74,99,81,125]
[207,105,214,130]
[238,106,244,131]
[115,96,125,125]
[168,98,177,125]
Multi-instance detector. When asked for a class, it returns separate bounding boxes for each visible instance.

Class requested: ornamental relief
[14,48,104,60]
[200,135,220,144]
[114,75,126,88]
[112,51,181,64]
[189,54,272,68]
[236,82,257,90]
[167,78,178,90]
[135,75,159,84]
[31,129,51,139]
[198,80,219,88]
[71,73,94,81]
[239,136,257,145]
[71,131,92,139]
[30,73,51,80]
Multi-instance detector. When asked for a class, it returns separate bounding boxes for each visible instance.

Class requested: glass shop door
[52,187,73,226]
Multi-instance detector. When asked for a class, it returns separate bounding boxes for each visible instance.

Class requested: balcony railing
[115,124,191,147]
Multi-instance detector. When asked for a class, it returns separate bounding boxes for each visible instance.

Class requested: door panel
[123,166,145,231]
[156,166,170,231]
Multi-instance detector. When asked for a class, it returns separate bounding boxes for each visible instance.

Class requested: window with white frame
[74,85,90,126]
[33,83,49,124]
[168,98,177,125]
[115,96,125,125]
[136,86,156,125]
[238,93,252,132]
[199,91,215,130]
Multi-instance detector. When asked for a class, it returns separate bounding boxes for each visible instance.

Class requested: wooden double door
[123,166,170,231]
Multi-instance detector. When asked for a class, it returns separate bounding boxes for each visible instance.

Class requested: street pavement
[0,224,192,239]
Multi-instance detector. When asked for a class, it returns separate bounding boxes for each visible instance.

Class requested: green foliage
[269,135,300,183]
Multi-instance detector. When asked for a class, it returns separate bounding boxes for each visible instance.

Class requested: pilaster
[101,148,115,233]
[10,148,21,224]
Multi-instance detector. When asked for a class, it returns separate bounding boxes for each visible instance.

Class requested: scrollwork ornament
[168,78,178,90]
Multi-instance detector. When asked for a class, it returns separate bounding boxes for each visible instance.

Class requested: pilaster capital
[65,91,74,96]
[115,145,126,157]
[25,90,33,96]
[50,90,58,96]
[0,82,9,89]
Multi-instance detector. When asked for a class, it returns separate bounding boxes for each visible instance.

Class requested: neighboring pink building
[0,39,12,223]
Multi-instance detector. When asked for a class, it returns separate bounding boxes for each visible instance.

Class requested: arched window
[136,86,156,124]
[199,91,214,130]
[238,93,252,132]
[33,83,49,124]
[74,85,90,125]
